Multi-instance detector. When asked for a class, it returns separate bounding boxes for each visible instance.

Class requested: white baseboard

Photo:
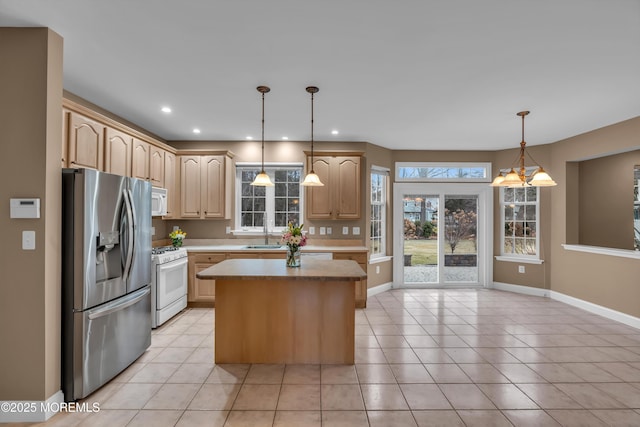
[368,282,393,298]
[0,390,64,423]
[491,281,640,330]
[492,281,550,298]
[549,290,640,330]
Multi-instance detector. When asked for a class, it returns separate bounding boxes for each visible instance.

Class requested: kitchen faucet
[263,211,269,244]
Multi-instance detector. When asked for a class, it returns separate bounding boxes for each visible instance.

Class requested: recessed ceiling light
[161,106,172,113]
[246,136,253,140]
[331,129,339,135]
[193,128,201,134]
[282,136,289,140]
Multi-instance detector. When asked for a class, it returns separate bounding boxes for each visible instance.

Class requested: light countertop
[197,258,367,281]
[183,244,368,253]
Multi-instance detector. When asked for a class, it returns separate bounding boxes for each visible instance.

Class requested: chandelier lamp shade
[301,86,324,187]
[491,111,557,187]
[251,85,274,187]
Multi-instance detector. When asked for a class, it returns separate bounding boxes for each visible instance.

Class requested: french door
[393,183,493,287]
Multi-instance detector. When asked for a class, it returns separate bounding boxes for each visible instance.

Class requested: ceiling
[1,0,639,150]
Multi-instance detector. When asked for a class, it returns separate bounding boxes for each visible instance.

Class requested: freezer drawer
[65,286,151,401]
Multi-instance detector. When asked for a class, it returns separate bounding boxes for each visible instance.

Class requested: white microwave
[151,187,168,216]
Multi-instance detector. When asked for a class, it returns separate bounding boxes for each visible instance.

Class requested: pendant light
[301,86,324,186]
[251,86,274,186]
[490,111,557,187]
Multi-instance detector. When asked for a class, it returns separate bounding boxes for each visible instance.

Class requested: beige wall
[0,28,63,401]
[578,151,639,249]
[492,144,553,290]
[549,116,640,317]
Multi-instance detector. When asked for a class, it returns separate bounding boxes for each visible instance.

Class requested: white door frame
[393,182,493,288]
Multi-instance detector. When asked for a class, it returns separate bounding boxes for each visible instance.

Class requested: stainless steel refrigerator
[62,168,152,401]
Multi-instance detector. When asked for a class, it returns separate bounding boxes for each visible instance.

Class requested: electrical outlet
[375,265,380,274]
[173,225,180,232]
[225,226,231,234]
[319,227,326,235]
[309,226,315,235]
[151,226,155,236]
[352,226,360,235]
[518,265,525,274]
[327,227,332,235]
[342,226,349,235]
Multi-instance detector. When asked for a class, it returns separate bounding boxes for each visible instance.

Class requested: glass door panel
[443,195,478,283]
[403,194,438,284]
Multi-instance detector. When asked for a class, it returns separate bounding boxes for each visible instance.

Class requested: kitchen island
[197,258,367,364]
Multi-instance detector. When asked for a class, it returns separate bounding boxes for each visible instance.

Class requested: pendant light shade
[251,85,274,187]
[301,86,324,187]
[490,111,557,188]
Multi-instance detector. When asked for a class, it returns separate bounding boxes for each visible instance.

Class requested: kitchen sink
[243,244,285,249]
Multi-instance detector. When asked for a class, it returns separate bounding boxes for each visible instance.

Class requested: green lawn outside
[404,239,477,265]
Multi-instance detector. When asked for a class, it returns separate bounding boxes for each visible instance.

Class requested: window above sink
[235,163,304,233]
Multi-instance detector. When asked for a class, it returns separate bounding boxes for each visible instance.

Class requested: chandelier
[491,111,557,187]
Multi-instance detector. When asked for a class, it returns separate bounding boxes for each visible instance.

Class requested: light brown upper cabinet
[131,139,150,181]
[179,153,233,219]
[149,145,165,187]
[104,128,133,177]
[163,151,176,218]
[61,109,69,167]
[67,111,105,170]
[306,153,362,220]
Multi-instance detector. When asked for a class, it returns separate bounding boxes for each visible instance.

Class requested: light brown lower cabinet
[188,253,226,305]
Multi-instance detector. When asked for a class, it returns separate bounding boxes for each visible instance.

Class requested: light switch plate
[319,227,326,235]
[151,226,155,236]
[327,227,332,235]
[22,230,35,250]
[226,226,231,234]
[352,227,360,235]
[342,226,349,235]
[309,226,315,235]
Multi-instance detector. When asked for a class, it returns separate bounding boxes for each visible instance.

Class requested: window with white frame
[396,162,491,182]
[236,164,303,231]
[501,186,539,257]
[370,167,389,257]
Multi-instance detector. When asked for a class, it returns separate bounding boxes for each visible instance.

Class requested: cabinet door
[149,146,165,187]
[201,155,225,218]
[68,112,104,170]
[194,263,216,301]
[163,152,176,218]
[131,139,150,180]
[188,253,226,303]
[335,156,361,219]
[180,155,202,218]
[61,109,69,167]
[305,156,332,219]
[104,128,132,176]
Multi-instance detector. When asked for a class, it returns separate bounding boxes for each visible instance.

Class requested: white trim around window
[370,166,389,259]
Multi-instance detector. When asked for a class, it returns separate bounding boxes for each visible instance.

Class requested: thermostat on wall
[10,198,40,219]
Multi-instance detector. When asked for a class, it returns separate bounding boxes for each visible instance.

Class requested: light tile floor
[19,288,640,426]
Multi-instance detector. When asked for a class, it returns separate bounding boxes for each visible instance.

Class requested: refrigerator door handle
[87,286,150,320]
[121,189,134,282]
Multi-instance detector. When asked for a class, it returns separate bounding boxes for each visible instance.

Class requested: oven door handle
[157,257,188,272]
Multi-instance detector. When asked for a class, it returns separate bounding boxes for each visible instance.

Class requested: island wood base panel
[214,278,355,364]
